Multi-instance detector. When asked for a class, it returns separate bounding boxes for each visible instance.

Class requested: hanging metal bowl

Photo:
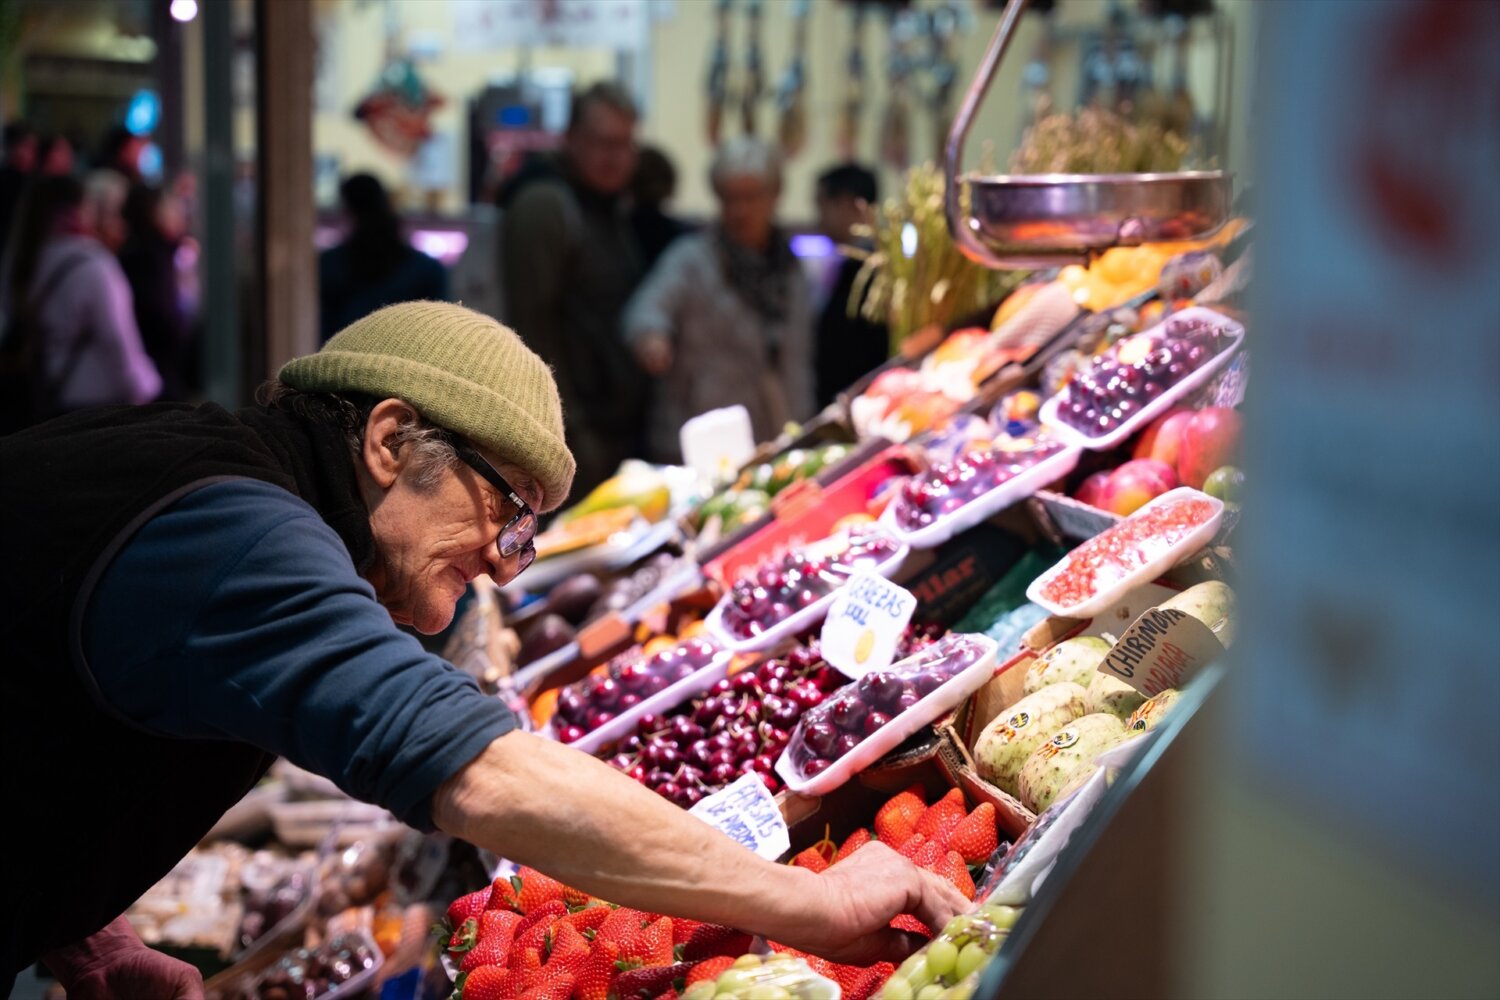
[945,0,1234,270]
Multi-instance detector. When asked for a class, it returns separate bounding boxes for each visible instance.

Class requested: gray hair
[257,381,459,490]
[709,136,783,190]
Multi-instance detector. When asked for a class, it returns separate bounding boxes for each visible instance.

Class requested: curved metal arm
[943,0,1028,269]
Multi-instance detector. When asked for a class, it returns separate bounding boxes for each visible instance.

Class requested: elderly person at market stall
[625,137,815,462]
[0,301,965,999]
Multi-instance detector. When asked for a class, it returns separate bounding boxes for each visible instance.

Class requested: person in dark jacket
[630,145,693,272]
[500,82,650,497]
[0,301,964,999]
[813,163,890,407]
[0,122,37,258]
[318,173,449,342]
[118,184,193,400]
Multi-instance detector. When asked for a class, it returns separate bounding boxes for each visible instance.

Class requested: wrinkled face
[359,402,544,634]
[565,103,637,196]
[715,172,779,251]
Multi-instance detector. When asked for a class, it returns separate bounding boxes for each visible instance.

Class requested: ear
[361,398,419,489]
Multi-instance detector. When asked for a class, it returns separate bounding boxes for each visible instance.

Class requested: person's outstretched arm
[434,730,969,967]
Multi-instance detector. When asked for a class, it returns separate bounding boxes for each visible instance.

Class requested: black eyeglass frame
[444,433,538,573]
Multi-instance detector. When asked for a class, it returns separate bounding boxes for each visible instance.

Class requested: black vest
[0,402,376,975]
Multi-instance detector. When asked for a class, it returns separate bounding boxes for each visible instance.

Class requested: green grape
[916,986,945,1000]
[925,939,960,981]
[879,976,914,1000]
[744,986,791,1000]
[979,904,1021,930]
[905,958,937,992]
[733,954,764,970]
[683,983,718,1000]
[716,970,757,995]
[799,977,839,1000]
[955,942,990,982]
[942,914,973,938]
[945,972,980,1000]
[895,954,927,981]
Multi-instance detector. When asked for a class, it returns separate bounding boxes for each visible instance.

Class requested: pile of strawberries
[772,786,1002,1000]
[440,788,1002,1000]
[441,868,752,1000]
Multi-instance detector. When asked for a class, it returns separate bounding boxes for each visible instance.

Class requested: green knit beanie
[279,301,575,511]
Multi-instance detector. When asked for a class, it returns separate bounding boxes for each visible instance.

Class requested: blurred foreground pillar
[255,0,317,372]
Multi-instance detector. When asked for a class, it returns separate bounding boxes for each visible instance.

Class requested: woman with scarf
[624,137,814,462]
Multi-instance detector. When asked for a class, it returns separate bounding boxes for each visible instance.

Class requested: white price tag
[688,773,789,861]
[820,571,917,680]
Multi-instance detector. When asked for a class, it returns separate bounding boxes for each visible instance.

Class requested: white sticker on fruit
[820,571,918,680]
[688,772,789,861]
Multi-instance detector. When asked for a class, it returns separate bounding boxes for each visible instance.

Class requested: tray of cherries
[1039,307,1245,451]
[705,526,910,653]
[548,636,731,755]
[600,627,944,804]
[881,436,1081,549]
[776,632,1000,797]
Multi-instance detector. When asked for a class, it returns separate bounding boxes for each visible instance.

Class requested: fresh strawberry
[896,832,928,862]
[547,922,592,968]
[515,970,574,1000]
[513,900,568,954]
[561,882,593,908]
[620,916,675,968]
[670,917,702,946]
[574,940,622,1000]
[513,866,567,913]
[681,924,752,962]
[448,917,480,954]
[947,803,999,865]
[458,965,513,1000]
[844,963,895,1000]
[832,828,872,864]
[935,850,977,900]
[595,907,651,947]
[614,962,689,999]
[791,845,830,873]
[914,788,967,846]
[459,910,522,972]
[448,888,493,932]
[487,872,522,912]
[874,784,927,845]
[911,838,944,871]
[560,903,613,939]
[685,956,736,987]
[889,914,932,937]
[658,990,680,1000]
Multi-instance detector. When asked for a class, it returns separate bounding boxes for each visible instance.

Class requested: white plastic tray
[507,516,682,593]
[1038,307,1245,451]
[703,542,911,654]
[880,445,1082,549]
[1025,487,1224,619]
[547,648,736,756]
[775,634,999,797]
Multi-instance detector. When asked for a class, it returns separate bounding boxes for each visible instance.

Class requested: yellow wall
[309,0,1254,222]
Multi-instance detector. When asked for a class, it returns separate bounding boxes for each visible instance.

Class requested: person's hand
[632,333,674,376]
[65,947,204,1000]
[42,916,203,1000]
[770,841,970,966]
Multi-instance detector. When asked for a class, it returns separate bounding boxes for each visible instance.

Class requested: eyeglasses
[446,435,538,575]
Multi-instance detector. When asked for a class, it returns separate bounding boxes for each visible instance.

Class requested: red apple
[1177,407,1244,490]
[1100,459,1179,516]
[1073,470,1112,508]
[1132,408,1195,467]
